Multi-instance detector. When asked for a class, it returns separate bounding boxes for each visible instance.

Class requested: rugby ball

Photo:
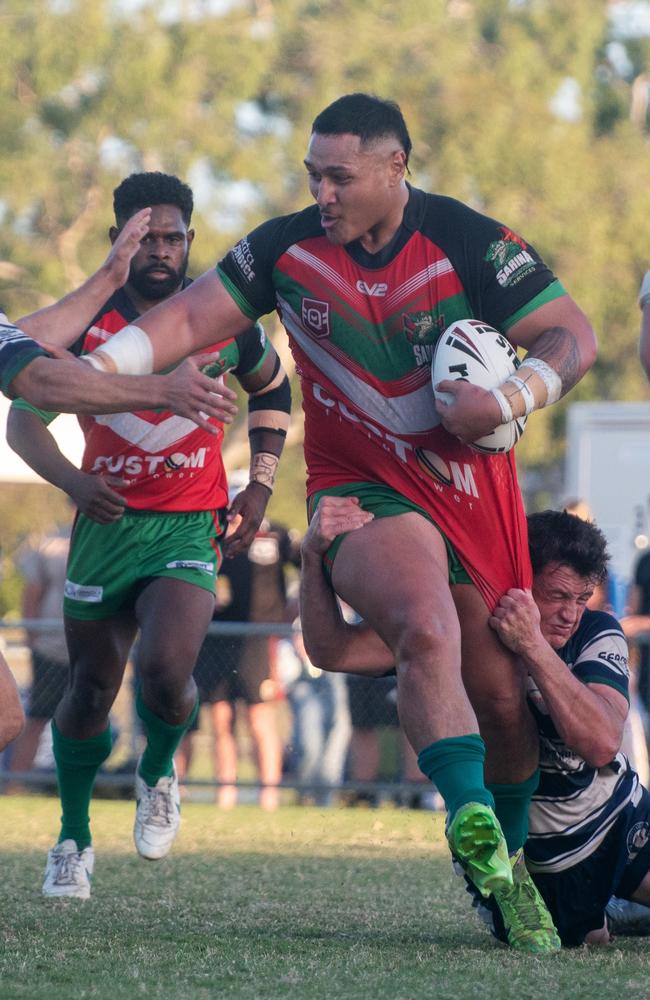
[432,319,527,454]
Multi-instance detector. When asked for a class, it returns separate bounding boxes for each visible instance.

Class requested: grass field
[2,797,650,1000]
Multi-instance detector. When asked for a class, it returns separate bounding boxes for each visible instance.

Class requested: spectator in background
[279,622,351,806]
[346,672,435,808]
[177,471,300,810]
[5,523,71,788]
[625,550,650,714]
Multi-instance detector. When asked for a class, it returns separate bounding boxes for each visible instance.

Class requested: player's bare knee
[472,687,529,733]
[395,619,459,673]
[0,703,25,753]
[69,675,120,724]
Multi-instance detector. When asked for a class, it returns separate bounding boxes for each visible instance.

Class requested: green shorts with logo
[64,509,226,621]
[308,482,472,585]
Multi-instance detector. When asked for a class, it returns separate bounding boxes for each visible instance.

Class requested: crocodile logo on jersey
[403,311,445,367]
[403,311,438,345]
[302,298,330,339]
[484,227,536,288]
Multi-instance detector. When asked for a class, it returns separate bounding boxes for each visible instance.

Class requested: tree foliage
[0,0,649,588]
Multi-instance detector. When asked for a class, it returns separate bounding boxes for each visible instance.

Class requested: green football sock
[52,721,113,850]
[417,734,495,821]
[136,689,198,787]
[487,769,540,853]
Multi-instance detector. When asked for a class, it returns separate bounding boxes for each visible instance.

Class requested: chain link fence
[0,619,439,809]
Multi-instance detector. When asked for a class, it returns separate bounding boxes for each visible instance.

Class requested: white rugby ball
[432,319,527,454]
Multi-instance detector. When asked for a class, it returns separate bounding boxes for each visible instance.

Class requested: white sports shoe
[42,840,94,899]
[133,758,181,860]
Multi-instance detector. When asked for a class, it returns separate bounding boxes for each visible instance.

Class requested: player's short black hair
[113,172,194,226]
[527,509,609,584]
[311,93,412,167]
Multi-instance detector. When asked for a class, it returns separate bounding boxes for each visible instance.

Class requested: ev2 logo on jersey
[356,280,388,297]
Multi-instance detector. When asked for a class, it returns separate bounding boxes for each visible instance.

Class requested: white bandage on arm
[505,374,536,416]
[518,357,562,405]
[491,387,514,425]
[250,451,279,492]
[82,324,154,375]
[496,358,562,419]
[639,271,650,309]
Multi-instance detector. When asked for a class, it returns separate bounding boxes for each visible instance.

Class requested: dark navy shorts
[479,785,650,947]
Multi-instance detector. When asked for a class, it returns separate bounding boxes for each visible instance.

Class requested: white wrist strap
[491,387,514,425]
[640,271,650,309]
[85,324,154,375]
[505,375,536,416]
[519,358,562,405]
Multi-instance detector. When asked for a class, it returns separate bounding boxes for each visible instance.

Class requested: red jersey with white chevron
[219,187,566,608]
[72,288,267,512]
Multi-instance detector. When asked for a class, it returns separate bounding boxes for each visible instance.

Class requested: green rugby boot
[446,801,513,898]
[492,848,561,953]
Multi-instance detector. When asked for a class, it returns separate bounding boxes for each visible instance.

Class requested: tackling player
[300,500,650,948]
[73,95,597,949]
[7,173,291,899]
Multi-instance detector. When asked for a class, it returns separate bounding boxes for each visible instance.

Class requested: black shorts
[530,786,650,946]
[347,675,399,729]
[481,785,650,947]
[27,650,68,719]
[192,634,271,706]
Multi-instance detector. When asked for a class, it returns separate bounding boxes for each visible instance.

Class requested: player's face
[123,204,194,301]
[304,132,406,248]
[532,563,596,649]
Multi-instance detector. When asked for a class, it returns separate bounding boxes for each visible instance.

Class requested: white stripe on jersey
[572,628,629,683]
[92,412,200,450]
[279,296,440,436]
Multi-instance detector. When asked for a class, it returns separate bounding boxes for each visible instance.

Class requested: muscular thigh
[64,611,137,689]
[452,582,526,715]
[135,577,216,675]
[331,511,459,652]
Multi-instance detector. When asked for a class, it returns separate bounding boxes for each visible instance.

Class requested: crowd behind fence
[0,619,441,809]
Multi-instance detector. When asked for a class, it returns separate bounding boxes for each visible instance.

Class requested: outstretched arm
[17,209,151,348]
[10,352,236,427]
[0,316,238,426]
[85,270,251,375]
[299,496,394,675]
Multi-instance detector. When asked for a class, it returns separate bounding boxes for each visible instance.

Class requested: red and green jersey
[12,287,269,513]
[218,186,566,607]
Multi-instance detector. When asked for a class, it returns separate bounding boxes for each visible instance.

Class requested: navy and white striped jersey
[525,608,638,874]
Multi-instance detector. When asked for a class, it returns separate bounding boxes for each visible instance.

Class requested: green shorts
[308,482,471,585]
[64,509,226,621]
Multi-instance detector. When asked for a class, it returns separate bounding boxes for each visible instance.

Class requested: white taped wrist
[491,387,514,425]
[86,324,154,375]
[81,353,106,371]
[519,358,562,405]
[505,375,536,416]
[640,271,650,309]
